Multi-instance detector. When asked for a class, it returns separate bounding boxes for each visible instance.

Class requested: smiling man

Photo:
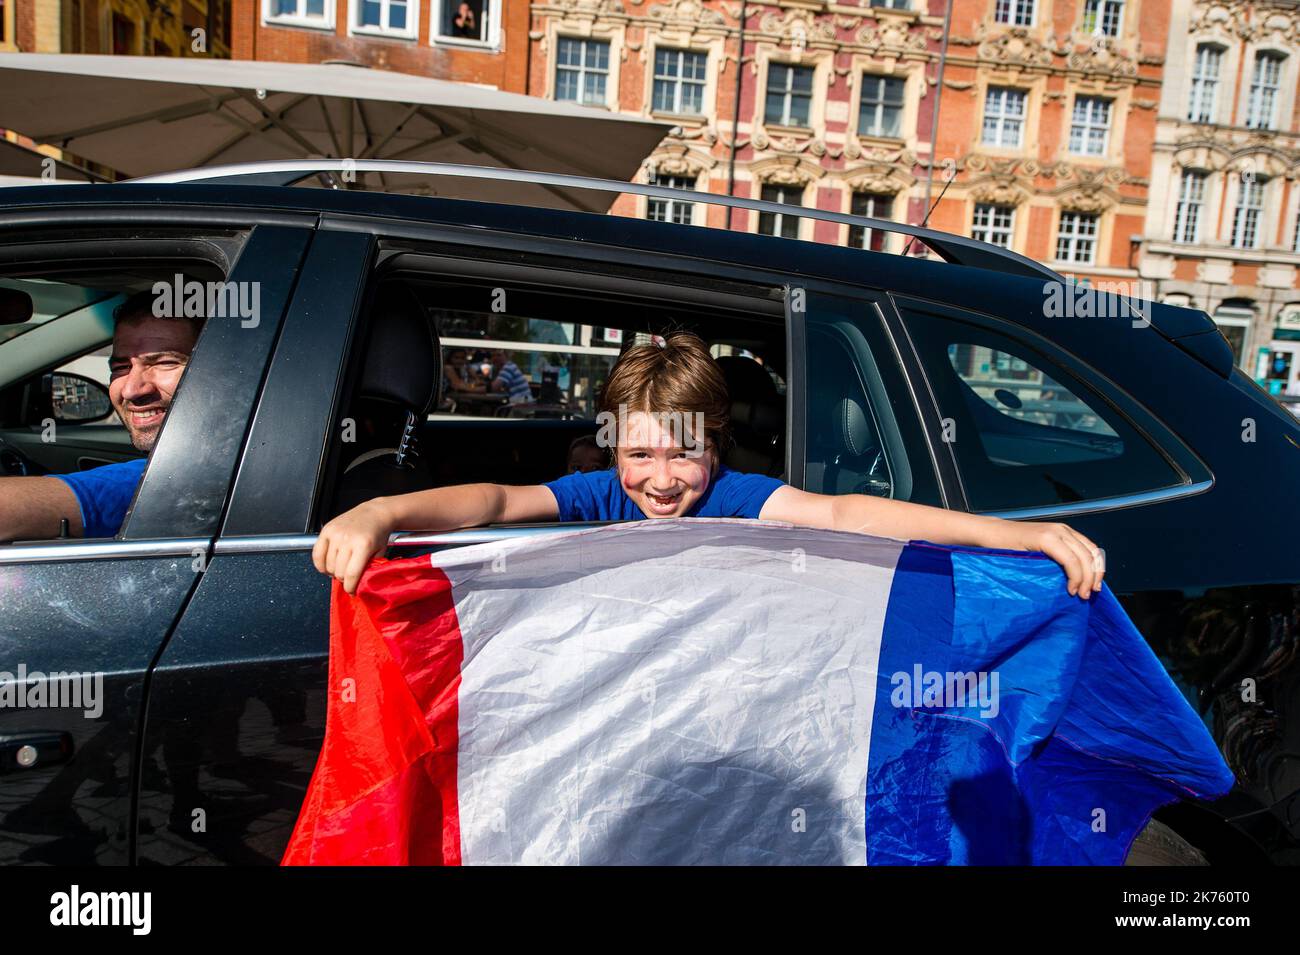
[0,291,202,541]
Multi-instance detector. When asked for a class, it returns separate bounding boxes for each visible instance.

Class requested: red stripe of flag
[282,557,464,865]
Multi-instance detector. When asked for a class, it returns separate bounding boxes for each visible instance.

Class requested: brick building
[1139,0,1300,391]
[2,0,231,55]
[229,0,528,89]
[527,0,947,246]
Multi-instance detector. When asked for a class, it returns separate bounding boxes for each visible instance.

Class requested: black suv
[0,162,1296,865]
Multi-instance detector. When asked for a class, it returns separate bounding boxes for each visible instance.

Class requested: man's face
[615,411,715,519]
[108,316,199,452]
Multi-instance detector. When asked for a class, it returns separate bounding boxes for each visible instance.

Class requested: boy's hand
[1002,521,1105,600]
[313,499,396,595]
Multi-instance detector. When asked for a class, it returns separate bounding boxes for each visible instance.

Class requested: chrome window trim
[982,479,1213,521]
[211,524,616,555]
[0,537,210,565]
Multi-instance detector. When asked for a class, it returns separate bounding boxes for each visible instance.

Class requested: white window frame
[1293,210,1300,254]
[848,192,893,251]
[1056,211,1099,264]
[1187,43,1222,123]
[262,0,335,30]
[757,183,803,239]
[651,48,708,116]
[1082,0,1124,39]
[982,86,1027,148]
[1068,96,1111,156]
[646,173,698,225]
[858,74,906,138]
[868,0,910,8]
[765,62,815,128]
[349,0,418,39]
[1173,170,1207,244]
[972,203,1016,248]
[430,0,501,49]
[994,0,1035,26]
[1245,51,1285,131]
[1231,175,1267,249]
[554,36,611,107]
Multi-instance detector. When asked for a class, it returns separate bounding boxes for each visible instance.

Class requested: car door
[0,221,310,865]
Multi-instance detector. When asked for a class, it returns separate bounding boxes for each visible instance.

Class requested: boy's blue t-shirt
[545,465,784,522]
[53,457,147,539]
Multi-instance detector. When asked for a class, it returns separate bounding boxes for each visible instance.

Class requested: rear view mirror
[0,287,34,325]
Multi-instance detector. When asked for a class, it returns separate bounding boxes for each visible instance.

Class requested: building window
[352,0,416,37]
[1082,0,1124,38]
[1293,212,1300,253]
[1231,176,1267,249]
[646,173,696,225]
[555,38,610,106]
[1056,211,1099,264]
[1187,43,1222,123]
[652,49,707,116]
[994,0,1035,26]
[848,193,893,251]
[1212,304,1253,366]
[1173,170,1207,244]
[765,64,814,127]
[972,203,1015,248]
[869,0,910,8]
[1245,52,1284,130]
[859,75,905,138]
[111,12,137,54]
[265,0,332,27]
[1068,96,1111,156]
[434,0,495,43]
[981,87,1026,148]
[758,183,802,239]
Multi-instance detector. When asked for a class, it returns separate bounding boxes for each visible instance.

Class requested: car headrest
[717,355,783,437]
[357,283,441,415]
[837,396,873,458]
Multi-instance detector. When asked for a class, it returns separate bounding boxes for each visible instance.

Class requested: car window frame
[889,293,1212,518]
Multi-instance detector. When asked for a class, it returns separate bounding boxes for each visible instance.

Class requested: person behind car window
[0,290,202,541]
[490,349,532,405]
[567,434,606,474]
[314,332,1106,599]
[443,348,483,395]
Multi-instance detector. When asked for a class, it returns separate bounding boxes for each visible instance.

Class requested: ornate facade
[1141,0,1300,390]
[528,0,945,243]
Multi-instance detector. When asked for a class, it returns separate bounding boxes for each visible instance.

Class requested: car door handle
[0,733,73,774]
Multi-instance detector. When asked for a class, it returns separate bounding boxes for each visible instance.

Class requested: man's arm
[758,485,1104,599]
[0,476,85,541]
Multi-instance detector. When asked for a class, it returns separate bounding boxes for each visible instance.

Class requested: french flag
[282,519,1233,865]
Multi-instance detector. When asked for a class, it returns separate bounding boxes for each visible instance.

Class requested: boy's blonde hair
[599,332,731,470]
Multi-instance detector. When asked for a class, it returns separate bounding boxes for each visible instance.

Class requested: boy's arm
[314,484,559,594]
[758,485,1104,599]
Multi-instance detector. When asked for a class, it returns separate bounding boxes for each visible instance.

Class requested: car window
[904,307,1184,512]
[803,294,941,505]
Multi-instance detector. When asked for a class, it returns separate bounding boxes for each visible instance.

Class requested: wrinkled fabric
[283,519,1233,866]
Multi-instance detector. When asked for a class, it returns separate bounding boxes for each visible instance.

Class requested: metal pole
[725,0,747,231]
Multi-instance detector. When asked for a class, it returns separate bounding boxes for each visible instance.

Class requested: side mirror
[0,287,34,325]
[43,373,113,423]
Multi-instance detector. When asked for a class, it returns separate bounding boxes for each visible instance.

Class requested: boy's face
[615,411,715,519]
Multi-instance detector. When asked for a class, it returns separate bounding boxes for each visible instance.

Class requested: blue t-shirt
[545,465,784,522]
[495,362,531,403]
[54,458,147,539]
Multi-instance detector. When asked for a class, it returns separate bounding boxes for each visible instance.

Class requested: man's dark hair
[113,287,205,335]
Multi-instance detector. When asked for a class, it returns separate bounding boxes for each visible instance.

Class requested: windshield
[0,277,120,345]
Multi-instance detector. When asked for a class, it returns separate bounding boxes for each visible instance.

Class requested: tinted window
[905,308,1183,511]
[804,294,941,505]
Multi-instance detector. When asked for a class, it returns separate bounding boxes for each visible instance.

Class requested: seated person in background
[566,434,605,474]
[490,349,533,405]
[442,348,484,394]
[316,332,1106,600]
[0,291,201,540]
